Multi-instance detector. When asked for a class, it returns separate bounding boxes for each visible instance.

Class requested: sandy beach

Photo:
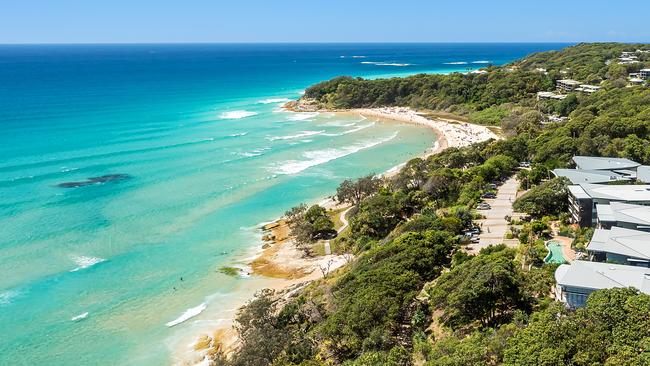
[183,105,499,365]
[352,107,499,153]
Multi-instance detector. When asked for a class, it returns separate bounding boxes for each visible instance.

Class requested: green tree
[336,174,382,206]
[428,249,528,329]
[513,177,569,217]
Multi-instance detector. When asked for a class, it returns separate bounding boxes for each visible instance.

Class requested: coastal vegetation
[285,204,336,249]
[217,43,650,365]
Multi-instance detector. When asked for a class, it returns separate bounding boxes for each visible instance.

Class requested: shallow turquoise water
[0,43,566,365]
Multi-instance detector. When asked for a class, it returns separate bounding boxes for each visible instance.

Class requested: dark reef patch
[57,174,131,188]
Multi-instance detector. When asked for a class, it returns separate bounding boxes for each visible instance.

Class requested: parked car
[476,203,491,210]
[481,192,497,199]
[486,183,497,189]
[470,236,480,243]
[519,161,531,168]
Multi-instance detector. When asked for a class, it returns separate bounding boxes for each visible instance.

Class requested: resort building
[618,57,640,65]
[597,202,650,232]
[587,227,650,267]
[640,69,650,79]
[637,166,650,183]
[572,156,640,172]
[536,91,567,100]
[556,79,581,92]
[553,168,630,184]
[568,183,650,227]
[629,77,646,85]
[575,84,601,94]
[554,260,650,308]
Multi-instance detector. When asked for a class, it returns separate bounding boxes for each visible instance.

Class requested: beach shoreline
[181,104,499,365]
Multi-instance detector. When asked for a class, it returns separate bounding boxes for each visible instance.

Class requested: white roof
[637,166,650,183]
[572,156,640,171]
[557,79,581,85]
[641,69,650,72]
[578,183,650,202]
[555,260,650,294]
[587,227,650,260]
[596,204,615,222]
[597,202,650,226]
[568,185,590,200]
[553,168,629,184]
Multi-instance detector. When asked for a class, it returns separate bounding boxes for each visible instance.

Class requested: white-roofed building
[575,84,601,94]
[554,260,650,308]
[568,183,650,227]
[597,202,650,232]
[637,166,650,183]
[536,91,567,100]
[640,69,650,79]
[553,168,630,184]
[572,156,640,172]
[587,227,650,267]
[556,79,581,92]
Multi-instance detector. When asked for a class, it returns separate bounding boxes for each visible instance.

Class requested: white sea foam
[166,303,207,327]
[0,289,21,307]
[271,132,398,175]
[228,132,248,137]
[286,112,319,121]
[322,122,374,136]
[444,61,468,65]
[361,61,412,67]
[69,255,106,272]
[71,312,89,321]
[258,98,290,104]
[319,121,357,127]
[267,130,324,141]
[194,356,212,366]
[219,110,258,120]
[351,55,367,58]
[472,60,491,64]
[238,152,263,157]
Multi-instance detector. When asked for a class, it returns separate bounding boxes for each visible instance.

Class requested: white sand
[352,107,499,151]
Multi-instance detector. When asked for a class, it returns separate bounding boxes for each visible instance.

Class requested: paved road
[466,176,519,253]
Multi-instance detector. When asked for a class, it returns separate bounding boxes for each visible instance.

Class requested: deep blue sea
[0,43,567,365]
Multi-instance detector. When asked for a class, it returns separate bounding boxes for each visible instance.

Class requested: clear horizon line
[0,40,619,46]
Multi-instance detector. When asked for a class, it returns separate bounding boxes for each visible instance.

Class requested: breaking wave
[322,122,374,136]
[258,98,290,104]
[268,130,324,141]
[361,61,412,67]
[71,312,89,321]
[69,255,106,272]
[270,132,398,175]
[219,110,258,120]
[166,303,207,327]
[444,61,468,65]
[0,289,22,307]
[286,112,319,121]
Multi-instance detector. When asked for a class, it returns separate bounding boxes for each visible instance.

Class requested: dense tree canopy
[220,43,650,366]
[513,177,570,217]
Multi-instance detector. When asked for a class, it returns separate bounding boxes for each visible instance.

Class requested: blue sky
[2,0,649,44]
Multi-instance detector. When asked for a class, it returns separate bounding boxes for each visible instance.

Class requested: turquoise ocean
[0,43,565,365]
